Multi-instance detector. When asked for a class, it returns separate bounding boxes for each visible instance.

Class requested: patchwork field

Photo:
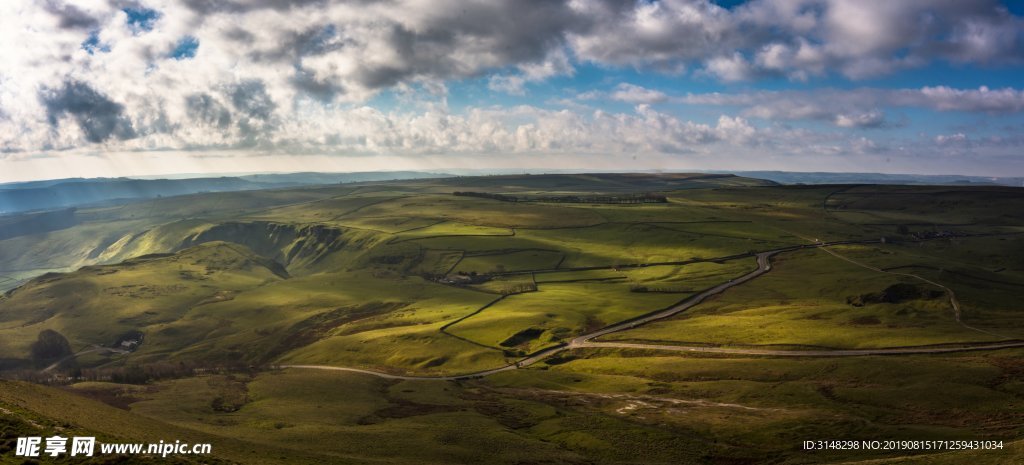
[1,173,1023,464]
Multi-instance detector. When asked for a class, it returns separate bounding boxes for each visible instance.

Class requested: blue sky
[0,0,1023,181]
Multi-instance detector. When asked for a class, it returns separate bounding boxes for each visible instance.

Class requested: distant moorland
[1,172,1023,464]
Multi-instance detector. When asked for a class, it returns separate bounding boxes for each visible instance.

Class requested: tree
[30,329,73,366]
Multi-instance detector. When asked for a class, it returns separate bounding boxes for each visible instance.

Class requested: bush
[29,329,72,365]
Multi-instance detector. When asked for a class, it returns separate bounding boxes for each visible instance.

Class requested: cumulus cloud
[609,84,668,104]
[0,0,1022,165]
[184,94,232,129]
[703,52,753,82]
[43,1,100,30]
[681,86,1024,128]
[489,48,575,95]
[567,0,731,71]
[833,111,887,129]
[487,75,529,96]
[910,86,1024,113]
[571,0,1023,80]
[41,81,137,143]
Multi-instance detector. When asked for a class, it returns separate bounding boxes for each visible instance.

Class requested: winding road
[281,240,1024,381]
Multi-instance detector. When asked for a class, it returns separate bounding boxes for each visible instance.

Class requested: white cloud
[0,0,1022,177]
[488,48,575,95]
[703,52,753,82]
[681,86,1024,128]
[911,86,1024,113]
[609,84,668,104]
[571,0,1022,80]
[487,75,529,96]
[935,132,968,146]
[833,111,887,129]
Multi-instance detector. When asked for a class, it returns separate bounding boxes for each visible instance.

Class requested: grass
[146,270,507,373]
[125,370,588,465]
[448,281,684,353]
[825,185,1024,227]
[244,192,403,224]
[413,249,464,276]
[452,249,564,274]
[0,378,307,464]
[390,220,513,242]
[534,269,626,283]
[605,248,1003,348]
[3,178,1022,372]
[820,240,1024,338]
[354,194,608,229]
[467,274,537,294]
[0,242,287,360]
[514,222,765,268]
[2,174,1024,464]
[620,259,757,291]
[488,348,1024,464]
[8,344,1021,464]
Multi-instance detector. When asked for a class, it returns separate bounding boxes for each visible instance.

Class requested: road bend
[281,240,1024,381]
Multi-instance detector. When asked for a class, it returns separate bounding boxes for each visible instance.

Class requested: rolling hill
[1,173,1023,464]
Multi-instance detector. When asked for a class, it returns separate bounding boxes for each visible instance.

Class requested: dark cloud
[6,0,1024,169]
[222,27,255,42]
[185,94,232,128]
[420,1,584,63]
[179,0,1024,93]
[182,0,331,15]
[571,0,1024,79]
[43,1,99,29]
[290,68,344,102]
[229,80,276,119]
[351,1,583,89]
[247,24,348,62]
[226,79,279,145]
[193,1,1024,86]
[294,24,344,56]
[226,1,585,91]
[40,82,136,143]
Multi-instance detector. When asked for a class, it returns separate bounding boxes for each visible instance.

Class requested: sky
[1,0,1023,182]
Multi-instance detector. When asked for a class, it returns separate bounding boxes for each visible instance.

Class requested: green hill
[1,175,1022,375]
[1,174,1024,464]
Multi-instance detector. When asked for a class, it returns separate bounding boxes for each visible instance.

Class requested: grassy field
[452,249,564,275]
[491,347,1024,464]
[6,344,1024,464]
[822,239,1024,336]
[604,248,1010,348]
[0,242,288,362]
[1,174,1023,464]
[2,177,1022,370]
[449,280,685,354]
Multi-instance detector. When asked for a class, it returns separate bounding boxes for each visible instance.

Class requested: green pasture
[452,249,564,274]
[1,174,1023,465]
[605,248,1003,348]
[448,281,684,353]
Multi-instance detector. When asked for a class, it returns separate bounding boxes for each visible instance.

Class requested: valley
[2,173,1024,464]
